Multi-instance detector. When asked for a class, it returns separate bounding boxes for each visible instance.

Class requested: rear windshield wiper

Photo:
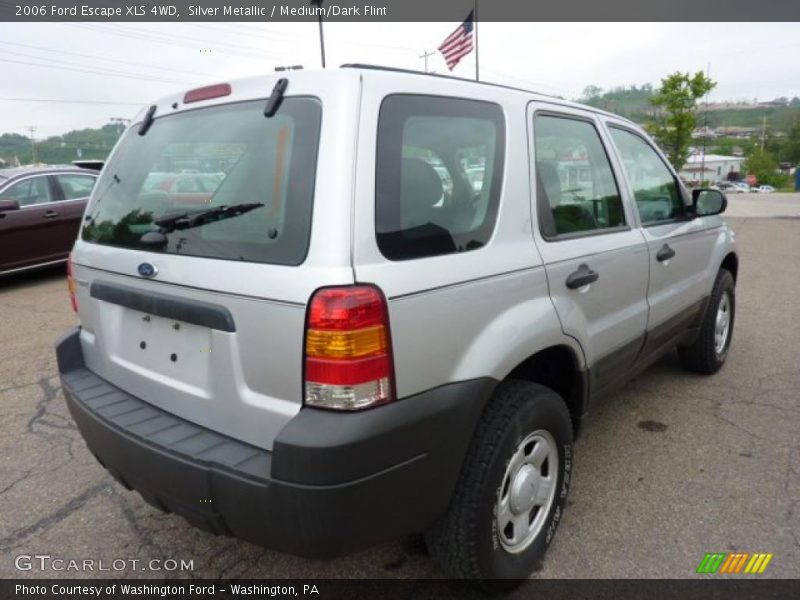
[152,202,264,233]
[264,78,288,117]
[138,105,157,136]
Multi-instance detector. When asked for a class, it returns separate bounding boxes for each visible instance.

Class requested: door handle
[566,264,599,290]
[43,210,59,219]
[656,244,676,262]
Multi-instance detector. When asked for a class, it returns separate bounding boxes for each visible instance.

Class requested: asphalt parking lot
[1,194,798,581]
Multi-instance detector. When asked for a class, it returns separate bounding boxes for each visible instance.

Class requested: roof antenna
[138,105,157,136]
[264,78,288,118]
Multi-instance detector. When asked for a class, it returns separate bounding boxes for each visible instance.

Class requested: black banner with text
[3,579,800,600]
[2,0,798,22]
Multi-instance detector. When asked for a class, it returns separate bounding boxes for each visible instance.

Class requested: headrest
[536,161,562,207]
[400,158,443,228]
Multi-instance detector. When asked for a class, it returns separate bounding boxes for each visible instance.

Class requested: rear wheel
[425,380,573,585]
[678,269,735,374]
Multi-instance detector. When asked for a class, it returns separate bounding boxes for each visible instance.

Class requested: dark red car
[0,166,98,275]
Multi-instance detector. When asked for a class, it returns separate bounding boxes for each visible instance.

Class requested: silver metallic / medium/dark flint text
[279,4,387,16]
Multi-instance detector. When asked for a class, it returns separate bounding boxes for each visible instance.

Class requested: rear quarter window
[375,95,505,261]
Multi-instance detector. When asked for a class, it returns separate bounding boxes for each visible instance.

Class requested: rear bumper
[56,328,494,559]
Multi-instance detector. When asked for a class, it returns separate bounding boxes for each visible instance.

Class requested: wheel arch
[720,251,738,282]
[504,344,587,436]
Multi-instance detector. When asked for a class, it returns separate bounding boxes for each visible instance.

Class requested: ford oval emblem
[137,262,158,278]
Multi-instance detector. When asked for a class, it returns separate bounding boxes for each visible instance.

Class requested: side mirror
[0,199,21,212]
[692,188,727,217]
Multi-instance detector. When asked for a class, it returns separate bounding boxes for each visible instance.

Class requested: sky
[0,22,797,138]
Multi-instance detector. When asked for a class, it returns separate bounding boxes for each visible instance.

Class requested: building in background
[679,153,744,183]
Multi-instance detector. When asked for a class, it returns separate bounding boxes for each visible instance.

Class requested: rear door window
[82,98,322,266]
[375,95,505,261]
[55,174,96,200]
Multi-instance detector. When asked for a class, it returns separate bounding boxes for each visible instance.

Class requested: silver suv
[56,66,737,582]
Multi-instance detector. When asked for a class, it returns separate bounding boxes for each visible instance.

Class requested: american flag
[438,12,474,71]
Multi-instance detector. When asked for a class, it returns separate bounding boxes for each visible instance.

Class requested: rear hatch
[71,74,358,450]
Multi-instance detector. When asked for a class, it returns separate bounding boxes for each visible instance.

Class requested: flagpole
[310,0,326,68]
[474,0,479,81]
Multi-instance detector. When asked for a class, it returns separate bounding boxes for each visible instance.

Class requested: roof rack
[340,63,560,100]
[339,63,635,126]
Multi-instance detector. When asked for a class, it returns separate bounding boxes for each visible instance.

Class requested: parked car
[56,67,737,583]
[152,172,225,205]
[713,182,745,194]
[751,185,775,193]
[0,166,98,276]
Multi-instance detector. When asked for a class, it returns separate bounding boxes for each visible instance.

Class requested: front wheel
[678,268,735,374]
[425,380,573,585]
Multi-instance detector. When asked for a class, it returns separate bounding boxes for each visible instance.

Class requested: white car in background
[751,185,775,193]
[714,182,745,194]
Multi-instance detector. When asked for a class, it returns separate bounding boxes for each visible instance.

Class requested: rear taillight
[304,285,395,410]
[66,254,78,313]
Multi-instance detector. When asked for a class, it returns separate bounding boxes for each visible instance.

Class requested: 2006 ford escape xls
[56,66,737,582]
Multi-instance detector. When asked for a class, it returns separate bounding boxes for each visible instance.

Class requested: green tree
[581,85,603,101]
[742,149,781,186]
[646,71,716,171]
[779,119,800,165]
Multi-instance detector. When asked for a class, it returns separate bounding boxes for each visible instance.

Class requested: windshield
[82,97,321,265]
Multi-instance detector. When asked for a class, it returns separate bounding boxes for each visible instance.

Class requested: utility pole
[110,117,131,136]
[309,0,326,68]
[700,62,710,185]
[26,125,37,164]
[760,114,767,151]
[419,50,435,73]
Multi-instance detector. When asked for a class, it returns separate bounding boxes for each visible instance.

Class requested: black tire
[425,380,573,585]
[678,268,735,374]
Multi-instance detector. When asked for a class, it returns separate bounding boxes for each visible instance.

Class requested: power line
[188,22,421,54]
[67,23,298,63]
[105,23,283,56]
[0,97,144,106]
[69,22,419,68]
[0,50,194,84]
[188,22,308,41]
[0,57,194,85]
[0,40,225,79]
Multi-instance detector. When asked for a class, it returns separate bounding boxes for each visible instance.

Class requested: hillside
[581,85,800,131]
[581,84,656,122]
[0,124,122,167]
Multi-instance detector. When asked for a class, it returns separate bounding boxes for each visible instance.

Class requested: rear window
[375,95,505,261]
[82,98,321,266]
